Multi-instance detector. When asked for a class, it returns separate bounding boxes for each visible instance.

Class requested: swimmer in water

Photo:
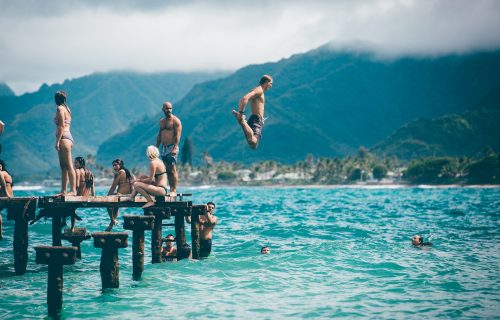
[261,246,270,254]
[412,235,432,246]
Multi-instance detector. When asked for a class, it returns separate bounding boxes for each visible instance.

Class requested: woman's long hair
[55,90,71,113]
[75,157,94,189]
[0,159,13,186]
[112,159,132,184]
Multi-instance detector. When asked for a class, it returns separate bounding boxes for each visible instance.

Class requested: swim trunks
[200,239,212,258]
[160,144,177,165]
[247,114,264,139]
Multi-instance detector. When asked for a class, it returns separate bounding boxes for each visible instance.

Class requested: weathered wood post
[190,205,206,260]
[6,198,37,275]
[173,206,191,260]
[35,245,77,316]
[145,207,171,264]
[123,215,154,280]
[92,232,128,289]
[61,227,91,260]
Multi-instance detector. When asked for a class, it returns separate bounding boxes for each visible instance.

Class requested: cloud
[0,0,499,94]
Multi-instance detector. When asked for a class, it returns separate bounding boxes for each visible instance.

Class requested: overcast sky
[1,0,499,94]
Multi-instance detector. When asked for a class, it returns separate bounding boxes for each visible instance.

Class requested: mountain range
[0,72,226,178]
[1,45,500,180]
[97,46,500,167]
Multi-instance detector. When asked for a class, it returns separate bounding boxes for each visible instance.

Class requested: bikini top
[54,116,71,126]
[154,171,167,178]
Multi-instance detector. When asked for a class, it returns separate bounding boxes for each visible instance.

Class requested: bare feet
[232,110,245,123]
[54,192,66,198]
[66,192,76,196]
[142,201,155,208]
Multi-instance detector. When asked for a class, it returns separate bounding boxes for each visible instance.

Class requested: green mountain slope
[97,46,500,165]
[0,71,226,178]
[371,86,500,159]
[0,82,15,97]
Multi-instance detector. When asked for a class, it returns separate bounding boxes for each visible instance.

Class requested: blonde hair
[146,145,160,159]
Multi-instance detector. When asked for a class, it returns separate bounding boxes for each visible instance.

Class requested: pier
[0,194,203,316]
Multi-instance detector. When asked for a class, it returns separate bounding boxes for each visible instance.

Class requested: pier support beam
[35,245,77,316]
[190,205,206,260]
[123,215,154,280]
[6,198,37,275]
[144,208,171,264]
[61,227,91,260]
[92,232,128,289]
[173,206,191,260]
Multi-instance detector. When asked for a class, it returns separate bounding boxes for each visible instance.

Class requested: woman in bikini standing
[130,146,169,208]
[54,91,76,196]
[106,159,134,231]
[0,159,13,240]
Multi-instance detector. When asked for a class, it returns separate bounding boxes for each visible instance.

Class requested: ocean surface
[0,186,499,319]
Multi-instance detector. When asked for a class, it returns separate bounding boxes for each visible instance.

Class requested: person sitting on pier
[53,91,77,197]
[161,234,177,262]
[129,146,169,208]
[106,159,134,231]
[186,202,218,258]
[0,159,13,240]
[75,157,95,197]
[0,160,13,198]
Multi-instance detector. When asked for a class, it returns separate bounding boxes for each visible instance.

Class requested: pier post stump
[62,227,91,260]
[173,206,191,260]
[6,198,37,275]
[92,232,128,289]
[144,208,171,264]
[123,215,154,279]
[35,245,77,316]
[190,205,206,260]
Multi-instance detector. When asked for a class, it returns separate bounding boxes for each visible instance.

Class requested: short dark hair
[207,201,216,208]
[259,75,272,85]
[261,246,269,253]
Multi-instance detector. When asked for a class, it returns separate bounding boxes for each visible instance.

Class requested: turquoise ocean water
[0,186,499,319]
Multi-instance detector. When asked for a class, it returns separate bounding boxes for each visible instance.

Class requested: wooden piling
[144,208,171,264]
[5,198,37,275]
[92,232,128,289]
[173,206,191,260]
[35,245,77,316]
[190,205,206,260]
[123,215,154,279]
[61,227,91,259]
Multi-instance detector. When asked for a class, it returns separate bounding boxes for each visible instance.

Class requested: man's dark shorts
[200,239,212,258]
[160,144,177,166]
[247,114,264,139]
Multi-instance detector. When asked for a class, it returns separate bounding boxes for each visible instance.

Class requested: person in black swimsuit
[130,146,169,208]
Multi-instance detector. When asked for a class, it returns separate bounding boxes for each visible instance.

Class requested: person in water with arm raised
[232,75,273,149]
[156,102,182,198]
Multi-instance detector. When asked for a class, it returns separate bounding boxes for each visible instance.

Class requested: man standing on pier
[232,75,273,149]
[156,102,182,197]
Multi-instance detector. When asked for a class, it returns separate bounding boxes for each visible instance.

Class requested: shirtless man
[232,75,273,149]
[161,234,177,262]
[156,102,182,197]
[186,202,218,258]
